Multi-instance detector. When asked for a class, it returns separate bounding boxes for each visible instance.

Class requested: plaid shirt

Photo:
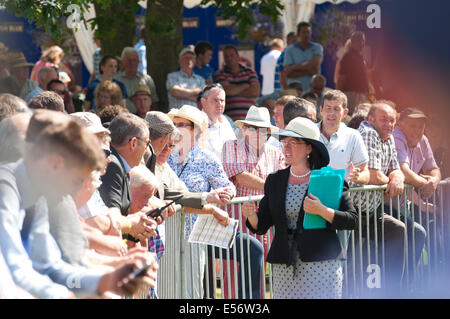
[148,228,164,261]
[222,138,285,198]
[352,121,400,213]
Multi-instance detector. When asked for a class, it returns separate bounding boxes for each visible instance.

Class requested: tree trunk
[146,0,184,113]
[94,2,137,57]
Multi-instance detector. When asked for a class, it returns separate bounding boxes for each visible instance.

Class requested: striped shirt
[214,64,259,121]
[221,138,285,198]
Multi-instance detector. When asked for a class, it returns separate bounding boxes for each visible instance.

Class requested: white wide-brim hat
[235,105,276,129]
[167,105,209,133]
[70,112,111,135]
[270,116,329,168]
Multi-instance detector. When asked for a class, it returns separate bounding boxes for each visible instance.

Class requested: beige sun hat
[270,116,329,168]
[235,105,277,129]
[70,112,111,135]
[167,104,209,133]
[7,51,34,68]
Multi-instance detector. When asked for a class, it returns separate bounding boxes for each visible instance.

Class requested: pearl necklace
[290,167,311,178]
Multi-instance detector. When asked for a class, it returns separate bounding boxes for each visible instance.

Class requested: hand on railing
[206,187,234,205]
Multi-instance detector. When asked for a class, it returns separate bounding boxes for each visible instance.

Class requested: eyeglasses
[103,149,111,158]
[202,83,224,95]
[243,124,268,133]
[131,136,151,147]
[280,140,307,147]
[174,122,194,128]
[53,89,66,95]
[166,143,176,149]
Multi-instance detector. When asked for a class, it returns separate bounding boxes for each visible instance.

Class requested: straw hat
[167,105,208,133]
[270,116,329,167]
[70,112,111,135]
[7,51,34,68]
[235,105,276,129]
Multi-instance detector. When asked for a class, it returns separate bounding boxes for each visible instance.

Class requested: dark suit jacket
[246,167,358,265]
[146,144,203,209]
[99,147,132,216]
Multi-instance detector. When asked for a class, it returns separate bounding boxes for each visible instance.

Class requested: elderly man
[214,45,260,121]
[25,66,58,102]
[283,22,323,97]
[131,84,153,118]
[200,83,236,160]
[355,102,425,296]
[28,91,65,112]
[393,108,440,271]
[114,47,159,113]
[166,47,205,110]
[144,111,233,208]
[7,51,38,100]
[0,111,156,298]
[99,113,150,218]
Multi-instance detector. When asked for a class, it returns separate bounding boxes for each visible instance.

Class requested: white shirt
[205,114,237,161]
[260,49,282,95]
[318,122,369,180]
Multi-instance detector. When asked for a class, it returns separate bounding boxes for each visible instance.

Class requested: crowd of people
[0,20,449,299]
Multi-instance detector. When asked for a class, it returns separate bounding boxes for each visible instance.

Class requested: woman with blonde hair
[93,80,124,113]
[31,45,77,92]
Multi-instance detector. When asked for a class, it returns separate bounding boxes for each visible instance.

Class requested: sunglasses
[103,149,111,157]
[202,83,224,95]
[174,122,194,128]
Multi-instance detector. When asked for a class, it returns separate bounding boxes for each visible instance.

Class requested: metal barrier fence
[153,179,450,299]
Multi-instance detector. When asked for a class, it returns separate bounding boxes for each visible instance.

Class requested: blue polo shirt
[283,41,323,93]
[193,64,214,83]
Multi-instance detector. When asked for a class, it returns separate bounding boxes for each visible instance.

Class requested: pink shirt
[393,127,437,174]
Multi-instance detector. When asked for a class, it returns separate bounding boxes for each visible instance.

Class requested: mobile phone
[146,195,183,219]
[129,261,154,280]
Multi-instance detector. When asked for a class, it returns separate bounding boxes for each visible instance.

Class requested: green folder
[303,166,346,229]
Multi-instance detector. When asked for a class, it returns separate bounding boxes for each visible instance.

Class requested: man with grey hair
[99,113,150,216]
[114,47,159,113]
[0,112,31,163]
[0,93,29,122]
[25,66,58,102]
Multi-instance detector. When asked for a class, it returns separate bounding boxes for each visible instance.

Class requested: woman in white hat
[242,117,358,299]
[221,105,285,298]
[166,104,235,298]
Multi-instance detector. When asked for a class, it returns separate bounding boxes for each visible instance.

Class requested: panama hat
[70,112,111,135]
[7,51,34,68]
[235,105,277,129]
[167,105,209,133]
[270,116,329,167]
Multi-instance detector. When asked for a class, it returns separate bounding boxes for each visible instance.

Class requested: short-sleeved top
[85,78,128,110]
[205,114,237,161]
[114,71,159,112]
[274,50,286,90]
[338,48,369,94]
[193,64,214,83]
[214,64,259,121]
[283,41,323,93]
[358,121,400,175]
[166,70,205,109]
[393,127,437,174]
[260,49,282,95]
[222,138,286,197]
[318,122,369,180]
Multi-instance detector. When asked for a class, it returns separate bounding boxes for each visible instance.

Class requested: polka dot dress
[272,182,344,299]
